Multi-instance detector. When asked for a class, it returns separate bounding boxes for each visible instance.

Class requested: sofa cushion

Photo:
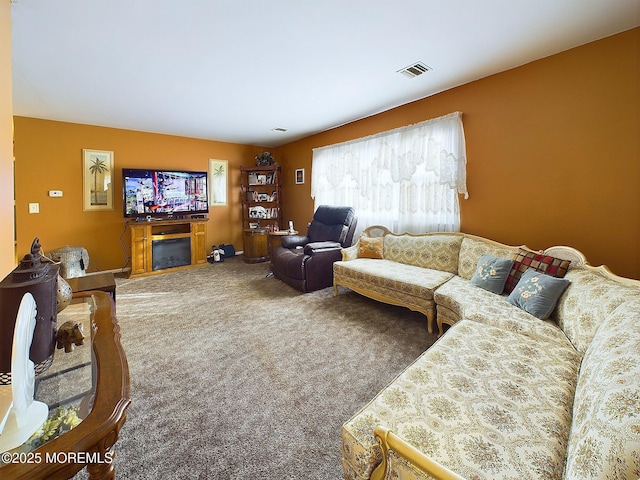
[457,236,520,280]
[434,276,572,346]
[357,236,384,259]
[551,267,640,354]
[564,299,640,479]
[504,248,571,293]
[334,258,453,302]
[383,234,462,274]
[342,320,581,480]
[470,253,514,294]
[507,269,570,319]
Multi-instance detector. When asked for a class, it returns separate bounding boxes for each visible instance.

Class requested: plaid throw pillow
[503,248,571,293]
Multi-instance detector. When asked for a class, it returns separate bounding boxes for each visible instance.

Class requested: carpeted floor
[90,256,437,479]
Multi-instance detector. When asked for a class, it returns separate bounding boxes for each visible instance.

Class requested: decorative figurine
[56,321,85,353]
[0,237,60,384]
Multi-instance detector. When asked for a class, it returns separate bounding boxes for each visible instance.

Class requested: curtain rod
[312,111,462,152]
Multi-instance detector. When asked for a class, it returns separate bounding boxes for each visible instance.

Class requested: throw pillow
[357,236,384,259]
[469,254,514,294]
[507,269,571,319]
[504,248,571,293]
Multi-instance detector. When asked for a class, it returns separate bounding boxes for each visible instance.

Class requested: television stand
[127,218,209,278]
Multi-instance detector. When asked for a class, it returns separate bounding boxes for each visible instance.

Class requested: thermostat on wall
[48,190,63,197]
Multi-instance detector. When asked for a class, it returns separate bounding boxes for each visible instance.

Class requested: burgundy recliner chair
[270,205,357,292]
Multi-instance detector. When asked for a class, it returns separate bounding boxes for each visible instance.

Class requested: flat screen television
[123,168,209,219]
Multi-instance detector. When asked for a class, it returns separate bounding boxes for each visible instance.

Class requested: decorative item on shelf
[56,320,85,353]
[255,151,276,166]
[0,238,60,385]
[249,206,268,219]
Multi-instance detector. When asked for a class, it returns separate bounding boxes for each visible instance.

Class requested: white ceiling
[10,0,640,147]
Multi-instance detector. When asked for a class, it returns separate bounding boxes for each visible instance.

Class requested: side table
[268,230,299,255]
[66,272,116,300]
[243,228,269,263]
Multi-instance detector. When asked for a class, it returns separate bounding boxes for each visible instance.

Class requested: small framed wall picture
[295,168,305,185]
[209,159,228,207]
[83,149,114,211]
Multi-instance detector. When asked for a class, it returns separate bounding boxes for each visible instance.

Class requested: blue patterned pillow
[470,254,514,294]
[507,268,570,319]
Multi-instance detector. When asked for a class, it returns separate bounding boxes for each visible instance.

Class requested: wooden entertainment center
[127,218,209,277]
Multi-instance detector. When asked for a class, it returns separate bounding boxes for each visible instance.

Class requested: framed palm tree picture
[82,149,114,211]
[208,159,228,207]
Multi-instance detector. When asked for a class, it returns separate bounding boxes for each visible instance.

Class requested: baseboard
[86,267,131,276]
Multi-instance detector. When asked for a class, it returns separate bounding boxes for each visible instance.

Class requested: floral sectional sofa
[335,226,640,480]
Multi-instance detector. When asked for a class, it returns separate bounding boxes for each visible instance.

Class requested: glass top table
[0,291,130,479]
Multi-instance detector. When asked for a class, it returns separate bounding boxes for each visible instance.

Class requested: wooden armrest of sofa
[372,427,465,480]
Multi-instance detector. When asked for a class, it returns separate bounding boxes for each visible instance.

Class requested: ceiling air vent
[397,62,431,78]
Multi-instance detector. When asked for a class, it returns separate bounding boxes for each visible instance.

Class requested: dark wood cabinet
[243,228,269,263]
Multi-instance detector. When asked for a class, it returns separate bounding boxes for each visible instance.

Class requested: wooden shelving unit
[240,165,282,263]
[240,165,282,231]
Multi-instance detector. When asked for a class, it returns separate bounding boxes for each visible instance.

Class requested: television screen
[123,169,209,218]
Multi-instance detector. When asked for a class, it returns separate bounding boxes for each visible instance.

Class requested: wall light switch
[28,203,40,214]
[48,190,63,197]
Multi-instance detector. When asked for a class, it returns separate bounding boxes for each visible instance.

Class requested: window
[311,112,468,238]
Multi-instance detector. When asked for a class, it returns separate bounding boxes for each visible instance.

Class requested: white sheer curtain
[311,112,468,239]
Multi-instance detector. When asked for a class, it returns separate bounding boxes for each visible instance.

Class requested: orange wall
[13,28,639,279]
[13,117,266,272]
[275,28,639,279]
[0,0,15,277]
